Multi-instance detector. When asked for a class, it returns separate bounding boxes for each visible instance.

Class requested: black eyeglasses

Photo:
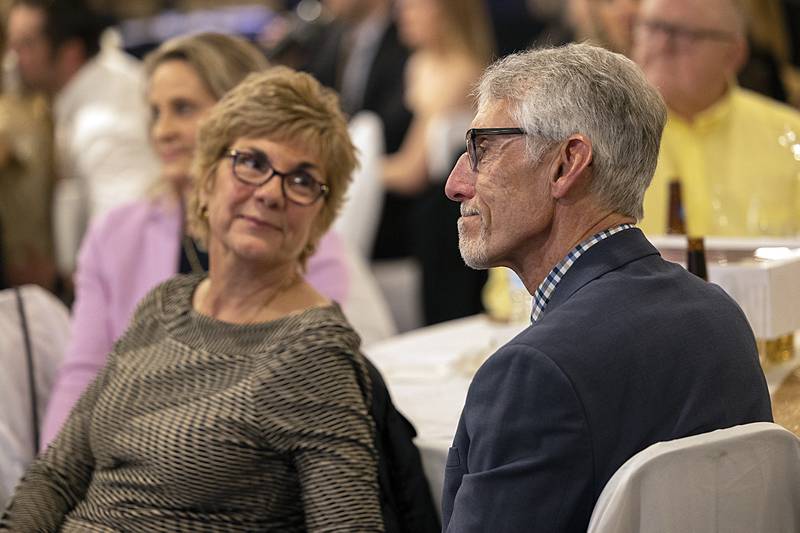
[226,149,329,206]
[465,127,526,172]
[634,19,735,45]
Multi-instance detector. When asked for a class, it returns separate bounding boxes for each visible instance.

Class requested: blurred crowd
[0,0,800,329]
[1,0,800,324]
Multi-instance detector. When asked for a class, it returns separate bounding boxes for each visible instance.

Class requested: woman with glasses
[39,33,352,447]
[2,67,384,531]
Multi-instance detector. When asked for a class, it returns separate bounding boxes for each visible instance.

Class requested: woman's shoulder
[251,305,371,399]
[128,273,199,326]
[253,305,363,367]
[282,304,361,350]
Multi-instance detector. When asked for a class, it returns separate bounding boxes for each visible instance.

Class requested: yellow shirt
[640,86,800,237]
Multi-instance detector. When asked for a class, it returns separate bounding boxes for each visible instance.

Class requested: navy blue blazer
[441,228,772,533]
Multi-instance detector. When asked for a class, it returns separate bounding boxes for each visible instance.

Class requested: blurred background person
[298,0,422,287]
[525,0,575,47]
[589,0,639,55]
[0,3,57,292]
[2,67,384,531]
[383,0,494,195]
[738,0,792,103]
[633,0,800,237]
[572,0,639,55]
[39,32,358,446]
[378,0,495,325]
[6,0,159,285]
[304,0,412,156]
[563,0,794,100]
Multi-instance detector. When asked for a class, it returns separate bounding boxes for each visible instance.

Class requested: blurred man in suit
[306,0,411,154]
[440,43,771,533]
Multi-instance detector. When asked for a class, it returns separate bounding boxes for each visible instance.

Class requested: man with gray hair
[440,43,771,532]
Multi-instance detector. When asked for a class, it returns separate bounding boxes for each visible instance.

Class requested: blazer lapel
[540,228,660,319]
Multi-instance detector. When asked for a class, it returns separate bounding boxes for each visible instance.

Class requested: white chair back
[335,111,386,259]
[338,240,397,347]
[588,422,800,533]
[0,286,70,505]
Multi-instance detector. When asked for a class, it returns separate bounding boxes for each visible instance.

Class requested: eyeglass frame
[225,149,330,206]
[465,127,526,172]
[633,18,736,46]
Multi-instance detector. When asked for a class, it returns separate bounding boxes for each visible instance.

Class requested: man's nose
[444,153,476,202]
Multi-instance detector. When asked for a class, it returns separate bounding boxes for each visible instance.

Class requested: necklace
[181,234,206,275]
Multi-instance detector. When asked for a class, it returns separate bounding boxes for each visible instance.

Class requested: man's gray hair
[476,43,667,220]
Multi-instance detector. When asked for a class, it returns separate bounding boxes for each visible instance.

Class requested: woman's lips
[157,148,190,163]
[238,214,283,231]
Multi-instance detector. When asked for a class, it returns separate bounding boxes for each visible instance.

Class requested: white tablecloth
[365,314,798,512]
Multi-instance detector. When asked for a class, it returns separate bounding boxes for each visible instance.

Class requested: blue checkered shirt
[530,224,635,323]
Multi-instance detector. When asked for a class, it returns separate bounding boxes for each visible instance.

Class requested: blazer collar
[539,228,660,319]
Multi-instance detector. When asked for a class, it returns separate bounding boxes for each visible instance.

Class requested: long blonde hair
[144,32,270,100]
[438,0,495,66]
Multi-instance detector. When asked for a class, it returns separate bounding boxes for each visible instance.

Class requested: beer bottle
[667,179,686,234]
[686,236,708,281]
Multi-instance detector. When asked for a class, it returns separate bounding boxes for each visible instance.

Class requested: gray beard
[457,218,491,270]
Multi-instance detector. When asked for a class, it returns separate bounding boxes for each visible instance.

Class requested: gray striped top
[1,274,384,532]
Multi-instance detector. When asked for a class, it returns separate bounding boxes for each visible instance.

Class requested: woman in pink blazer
[40,33,349,446]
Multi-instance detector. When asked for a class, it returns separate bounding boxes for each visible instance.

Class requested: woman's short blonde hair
[188,67,357,267]
[144,32,270,101]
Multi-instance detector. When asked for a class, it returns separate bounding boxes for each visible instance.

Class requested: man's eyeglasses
[634,19,736,45]
[227,149,329,206]
[465,127,526,172]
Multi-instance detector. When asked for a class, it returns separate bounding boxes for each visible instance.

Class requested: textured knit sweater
[1,274,384,532]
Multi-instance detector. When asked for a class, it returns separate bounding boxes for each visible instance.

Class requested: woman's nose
[253,173,286,207]
[152,112,177,142]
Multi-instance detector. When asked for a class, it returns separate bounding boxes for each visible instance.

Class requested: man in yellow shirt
[633,0,800,237]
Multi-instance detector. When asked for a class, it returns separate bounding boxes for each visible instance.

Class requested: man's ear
[729,35,749,77]
[552,134,593,199]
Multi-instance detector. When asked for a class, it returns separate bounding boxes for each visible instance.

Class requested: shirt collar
[668,84,738,131]
[530,224,635,323]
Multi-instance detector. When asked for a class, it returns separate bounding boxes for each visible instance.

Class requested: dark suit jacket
[304,20,412,154]
[441,228,773,533]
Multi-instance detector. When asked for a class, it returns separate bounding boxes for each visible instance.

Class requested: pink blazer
[41,198,350,446]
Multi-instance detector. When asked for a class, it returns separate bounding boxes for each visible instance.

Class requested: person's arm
[40,218,115,447]
[1,359,112,530]
[443,343,592,533]
[381,115,431,195]
[258,344,383,532]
